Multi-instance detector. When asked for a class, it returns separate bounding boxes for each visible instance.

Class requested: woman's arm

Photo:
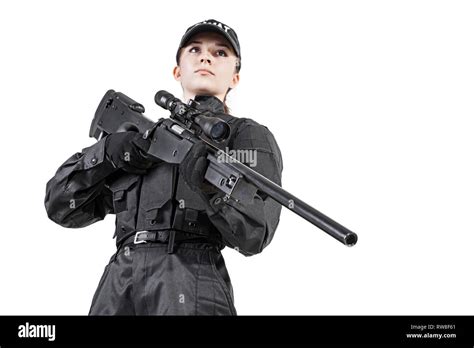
[203,120,284,256]
[44,137,118,228]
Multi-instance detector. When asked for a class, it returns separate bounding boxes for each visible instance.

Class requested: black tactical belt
[122,230,176,254]
[133,230,171,244]
[119,229,217,254]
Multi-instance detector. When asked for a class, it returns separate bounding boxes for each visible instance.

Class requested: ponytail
[223,58,240,114]
[223,88,231,114]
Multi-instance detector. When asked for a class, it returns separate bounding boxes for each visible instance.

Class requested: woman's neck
[183,91,225,104]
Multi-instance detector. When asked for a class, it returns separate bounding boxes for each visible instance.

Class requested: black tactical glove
[105,131,157,174]
[179,141,210,192]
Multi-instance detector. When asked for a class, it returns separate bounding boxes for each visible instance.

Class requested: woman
[45,19,283,315]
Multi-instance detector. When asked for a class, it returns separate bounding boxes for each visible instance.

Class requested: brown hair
[222,59,240,114]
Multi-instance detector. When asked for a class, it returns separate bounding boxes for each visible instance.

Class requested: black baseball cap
[176,19,241,69]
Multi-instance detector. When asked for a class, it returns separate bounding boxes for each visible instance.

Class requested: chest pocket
[108,174,140,214]
[107,173,141,239]
[174,176,209,210]
[139,163,176,230]
[172,175,219,236]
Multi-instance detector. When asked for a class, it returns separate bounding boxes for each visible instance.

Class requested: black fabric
[105,131,156,174]
[45,95,283,315]
[88,242,236,315]
[194,95,226,114]
[179,140,208,192]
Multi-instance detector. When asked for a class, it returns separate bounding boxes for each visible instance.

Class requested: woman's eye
[216,50,227,57]
[189,47,200,53]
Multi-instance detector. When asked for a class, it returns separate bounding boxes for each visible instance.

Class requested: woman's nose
[199,51,212,64]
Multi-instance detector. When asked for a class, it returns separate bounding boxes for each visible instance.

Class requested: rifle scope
[155,90,230,142]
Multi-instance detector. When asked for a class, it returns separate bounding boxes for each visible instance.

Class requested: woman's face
[173,31,240,102]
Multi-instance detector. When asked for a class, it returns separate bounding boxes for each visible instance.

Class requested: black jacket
[45,96,283,256]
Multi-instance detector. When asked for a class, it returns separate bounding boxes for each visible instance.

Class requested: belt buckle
[134,231,148,244]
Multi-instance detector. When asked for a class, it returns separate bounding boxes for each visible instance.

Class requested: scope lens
[210,122,228,141]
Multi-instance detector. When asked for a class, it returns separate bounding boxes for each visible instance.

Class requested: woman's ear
[173,66,181,81]
[230,73,240,89]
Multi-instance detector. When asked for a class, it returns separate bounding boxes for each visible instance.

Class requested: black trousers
[88,241,237,315]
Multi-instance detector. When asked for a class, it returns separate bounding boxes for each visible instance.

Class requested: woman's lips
[195,69,214,75]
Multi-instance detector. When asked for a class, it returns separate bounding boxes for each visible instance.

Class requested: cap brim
[179,24,240,57]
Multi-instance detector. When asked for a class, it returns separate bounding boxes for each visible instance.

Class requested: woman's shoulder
[226,115,281,158]
[224,114,273,135]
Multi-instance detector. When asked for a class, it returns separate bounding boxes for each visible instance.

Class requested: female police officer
[45,19,283,315]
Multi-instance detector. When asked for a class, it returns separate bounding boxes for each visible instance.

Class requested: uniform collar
[193,95,225,114]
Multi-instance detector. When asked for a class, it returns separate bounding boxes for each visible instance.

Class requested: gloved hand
[105,131,157,174]
[179,141,210,192]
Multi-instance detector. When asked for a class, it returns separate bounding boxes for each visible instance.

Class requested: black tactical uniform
[44,95,283,315]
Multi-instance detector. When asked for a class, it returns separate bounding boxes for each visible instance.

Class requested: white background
[0,0,473,315]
